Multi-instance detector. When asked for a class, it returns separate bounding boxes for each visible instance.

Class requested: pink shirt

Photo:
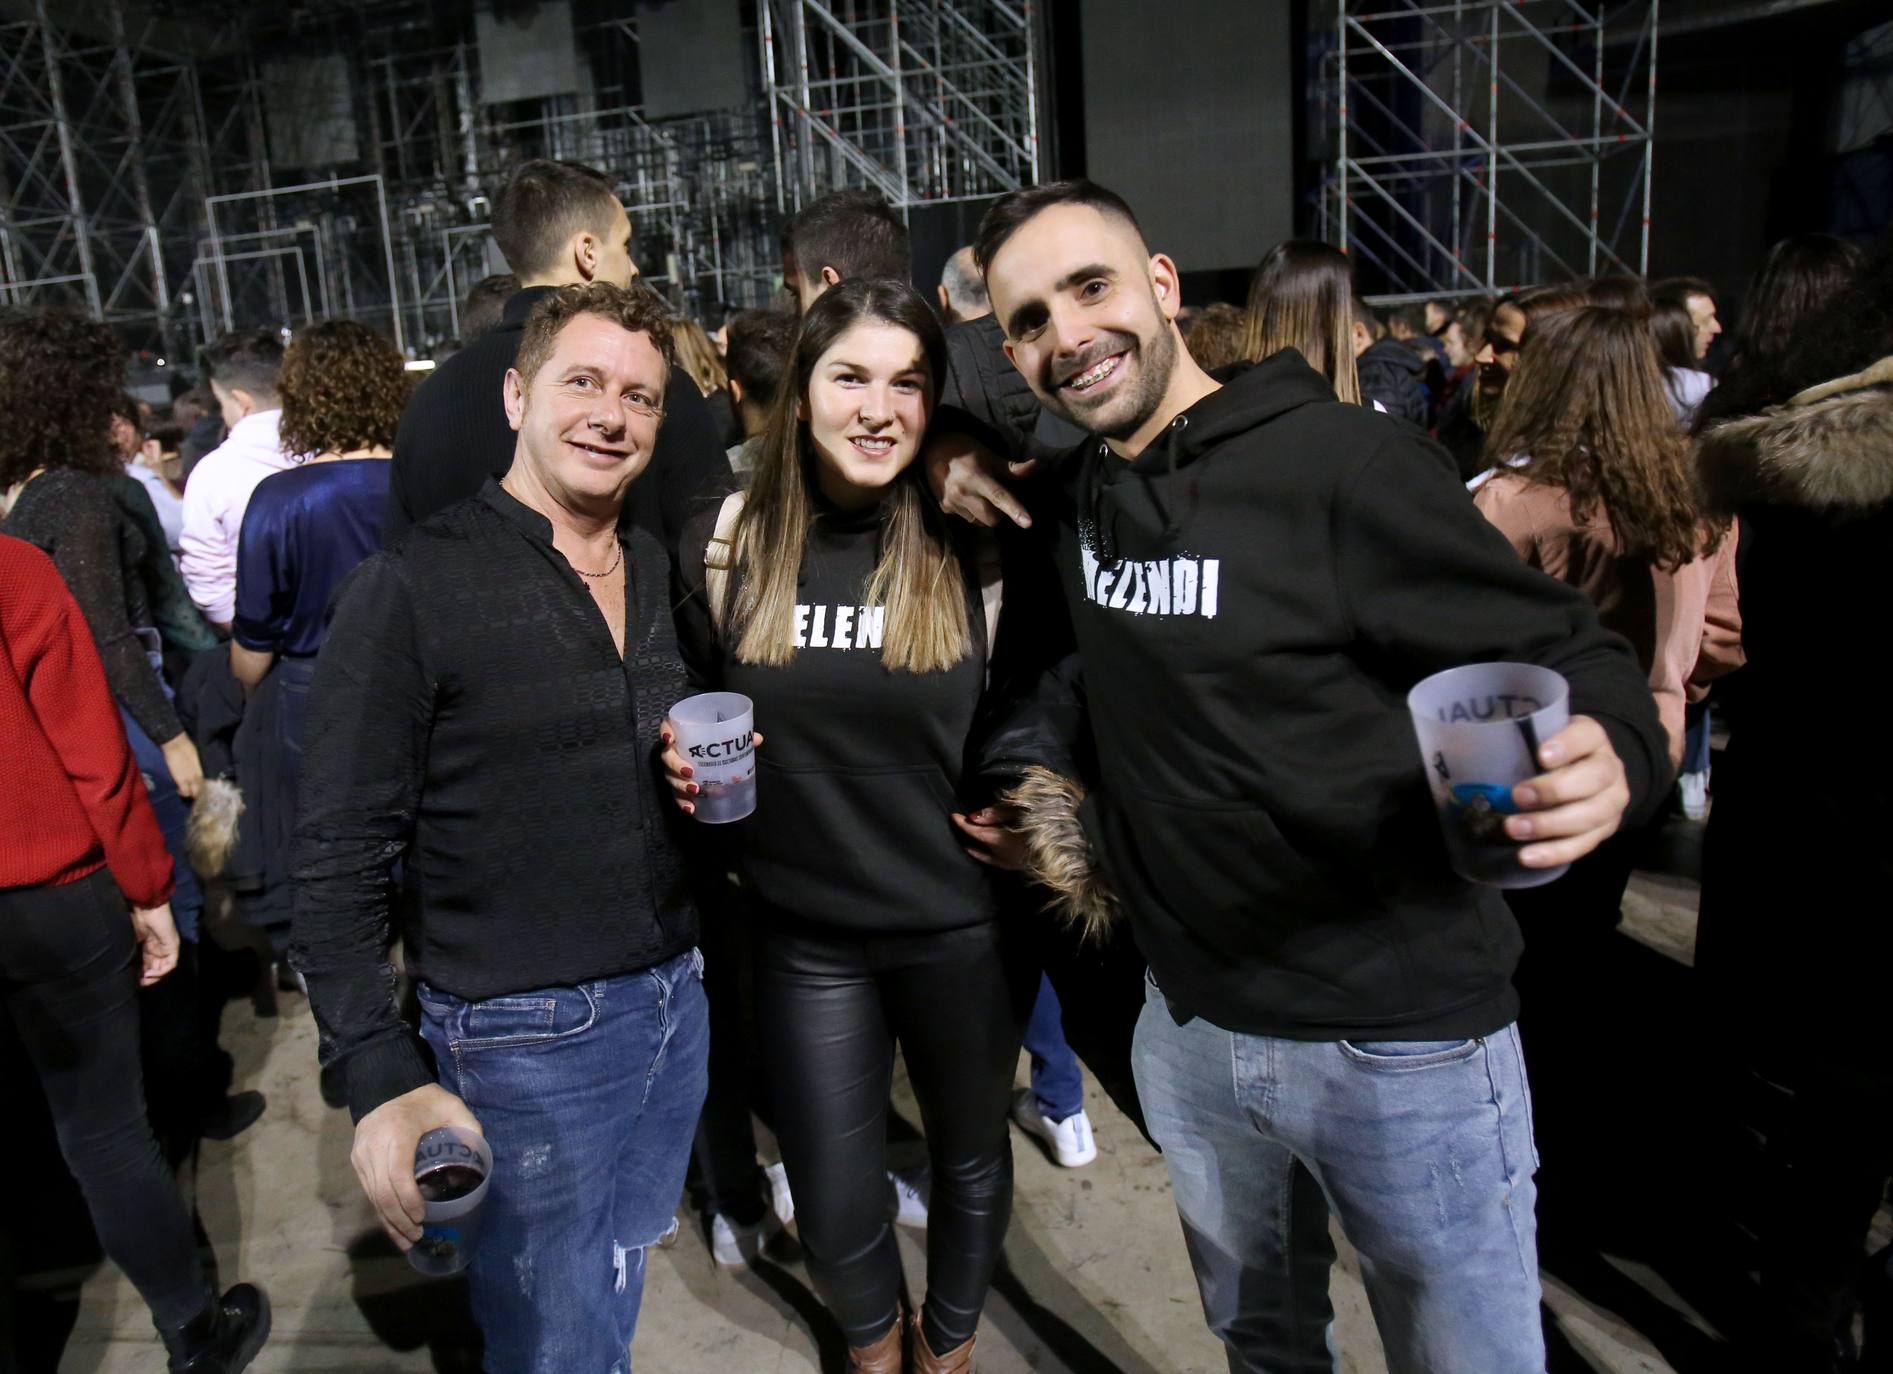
[1474,473,1743,770]
[178,410,294,625]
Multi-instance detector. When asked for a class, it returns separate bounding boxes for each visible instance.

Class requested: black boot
[198,1090,267,1142]
[161,1283,270,1373]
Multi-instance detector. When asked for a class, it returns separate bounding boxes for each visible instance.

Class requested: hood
[1084,351,1336,560]
[1359,336,1425,377]
[1126,350,1337,477]
[1698,355,1893,513]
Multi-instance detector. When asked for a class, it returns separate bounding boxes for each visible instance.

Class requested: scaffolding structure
[1318,0,1658,302]
[0,0,785,360]
[759,0,1042,213]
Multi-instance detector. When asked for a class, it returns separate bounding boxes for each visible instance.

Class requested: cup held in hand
[1408,663,1570,889]
[669,691,756,824]
[409,1125,491,1276]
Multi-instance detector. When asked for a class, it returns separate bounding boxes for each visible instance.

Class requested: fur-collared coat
[1693,355,1893,1059]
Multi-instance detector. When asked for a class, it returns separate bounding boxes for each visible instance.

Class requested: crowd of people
[1,149,1887,1374]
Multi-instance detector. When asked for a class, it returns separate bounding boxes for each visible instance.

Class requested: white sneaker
[764,1159,794,1228]
[711,1161,799,1268]
[889,1165,930,1228]
[1011,1088,1098,1167]
[1678,770,1709,821]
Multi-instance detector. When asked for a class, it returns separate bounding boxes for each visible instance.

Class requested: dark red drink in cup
[409,1126,492,1276]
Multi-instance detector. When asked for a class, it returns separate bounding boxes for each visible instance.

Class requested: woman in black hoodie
[668,278,1063,1374]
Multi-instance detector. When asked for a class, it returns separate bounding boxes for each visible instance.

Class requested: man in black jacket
[385,159,728,548]
[293,284,706,1370]
[961,181,1668,1374]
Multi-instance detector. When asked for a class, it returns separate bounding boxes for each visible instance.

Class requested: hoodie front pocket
[1108,793,1324,927]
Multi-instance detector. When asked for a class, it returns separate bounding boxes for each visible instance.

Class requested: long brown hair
[671,317,729,396]
[724,277,967,673]
[1483,305,1722,570]
[1240,240,1361,404]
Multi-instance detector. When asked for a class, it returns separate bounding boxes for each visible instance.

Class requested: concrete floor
[51,825,1794,1373]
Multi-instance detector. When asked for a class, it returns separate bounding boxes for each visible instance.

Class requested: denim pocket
[448,985,600,1052]
[1338,1037,1483,1071]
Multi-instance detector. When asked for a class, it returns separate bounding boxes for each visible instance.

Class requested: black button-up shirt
[291,480,697,1121]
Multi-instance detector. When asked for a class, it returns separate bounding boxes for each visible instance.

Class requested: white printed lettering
[833,605,855,649]
[810,605,830,648]
[793,604,809,649]
[1173,559,1198,615]
[1201,559,1220,618]
[1147,561,1171,615]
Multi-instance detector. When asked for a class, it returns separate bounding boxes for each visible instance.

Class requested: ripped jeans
[418,949,708,1373]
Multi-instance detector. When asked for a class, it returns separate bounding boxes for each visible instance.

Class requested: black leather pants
[755,912,1034,1351]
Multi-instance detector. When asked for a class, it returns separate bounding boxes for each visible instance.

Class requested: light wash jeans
[1132,971,1545,1374]
[417,948,709,1374]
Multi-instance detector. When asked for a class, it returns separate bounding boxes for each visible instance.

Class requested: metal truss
[759,0,1042,213]
[0,0,219,357]
[2,2,784,358]
[1318,0,1658,302]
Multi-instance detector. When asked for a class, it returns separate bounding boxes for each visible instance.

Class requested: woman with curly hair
[228,320,404,941]
[1476,303,1742,770]
[1471,303,1742,1245]
[0,311,202,786]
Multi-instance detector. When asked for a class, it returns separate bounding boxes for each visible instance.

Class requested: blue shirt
[233,460,389,658]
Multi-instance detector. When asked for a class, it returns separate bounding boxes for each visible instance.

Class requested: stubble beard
[1041,316,1179,443]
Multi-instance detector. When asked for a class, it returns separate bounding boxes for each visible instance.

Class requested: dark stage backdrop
[1078,0,1296,279]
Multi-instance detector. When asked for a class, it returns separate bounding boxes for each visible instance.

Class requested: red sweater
[1,534,174,908]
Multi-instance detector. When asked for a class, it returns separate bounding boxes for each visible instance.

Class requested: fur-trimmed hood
[1699,355,1893,513]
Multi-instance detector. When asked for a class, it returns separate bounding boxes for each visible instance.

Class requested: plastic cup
[1407,662,1570,889]
[669,691,757,824]
[407,1126,491,1277]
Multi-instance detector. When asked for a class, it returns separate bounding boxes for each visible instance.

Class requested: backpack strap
[703,491,745,632]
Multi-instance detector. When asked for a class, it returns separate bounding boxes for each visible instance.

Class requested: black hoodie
[1047,351,1667,1041]
[1356,336,1429,427]
[674,497,1073,933]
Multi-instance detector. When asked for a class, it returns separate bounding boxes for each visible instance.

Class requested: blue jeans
[1132,973,1545,1374]
[417,949,709,1374]
[1023,973,1085,1120]
[119,707,203,943]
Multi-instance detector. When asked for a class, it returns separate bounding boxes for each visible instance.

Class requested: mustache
[1047,331,1138,390]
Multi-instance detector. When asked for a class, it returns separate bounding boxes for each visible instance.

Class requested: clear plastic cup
[408,1125,491,1277]
[669,691,756,824]
[1408,662,1570,889]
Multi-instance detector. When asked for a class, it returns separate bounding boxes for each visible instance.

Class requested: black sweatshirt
[1044,352,1667,1042]
[386,286,733,549]
[292,481,697,1121]
[3,469,180,744]
[675,498,1049,932]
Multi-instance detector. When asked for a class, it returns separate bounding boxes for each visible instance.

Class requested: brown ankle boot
[907,1314,974,1374]
[846,1321,904,1373]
